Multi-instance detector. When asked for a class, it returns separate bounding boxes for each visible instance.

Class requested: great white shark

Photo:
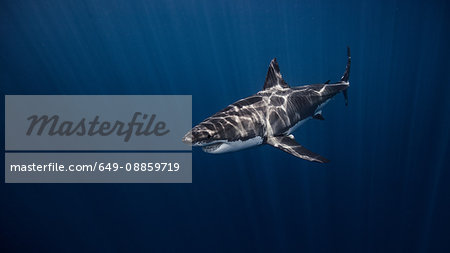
[182,48,351,163]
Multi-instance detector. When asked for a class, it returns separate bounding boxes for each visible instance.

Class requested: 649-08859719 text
[9,162,181,173]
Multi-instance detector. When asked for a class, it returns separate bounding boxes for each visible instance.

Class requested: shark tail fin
[341,47,351,83]
[343,90,348,106]
[341,47,351,106]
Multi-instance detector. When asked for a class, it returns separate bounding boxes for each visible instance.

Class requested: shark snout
[182,131,193,145]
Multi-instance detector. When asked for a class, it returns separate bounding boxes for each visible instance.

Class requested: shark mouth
[201,142,224,153]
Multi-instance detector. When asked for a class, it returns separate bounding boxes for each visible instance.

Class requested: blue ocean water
[1,0,449,252]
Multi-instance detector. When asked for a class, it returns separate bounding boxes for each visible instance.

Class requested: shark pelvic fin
[313,112,325,120]
[267,136,329,163]
[263,58,290,90]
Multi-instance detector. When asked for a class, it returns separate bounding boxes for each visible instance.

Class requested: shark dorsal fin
[263,58,289,90]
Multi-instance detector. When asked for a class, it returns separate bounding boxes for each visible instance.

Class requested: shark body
[183,48,351,163]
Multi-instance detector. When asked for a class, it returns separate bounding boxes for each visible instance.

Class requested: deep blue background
[1,0,449,252]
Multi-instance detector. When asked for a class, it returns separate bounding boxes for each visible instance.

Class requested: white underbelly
[286,117,311,135]
[204,136,263,154]
[286,98,332,135]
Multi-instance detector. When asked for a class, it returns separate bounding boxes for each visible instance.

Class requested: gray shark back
[260,82,348,136]
[202,95,267,142]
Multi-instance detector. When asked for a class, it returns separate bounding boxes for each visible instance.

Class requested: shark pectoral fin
[267,136,329,163]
